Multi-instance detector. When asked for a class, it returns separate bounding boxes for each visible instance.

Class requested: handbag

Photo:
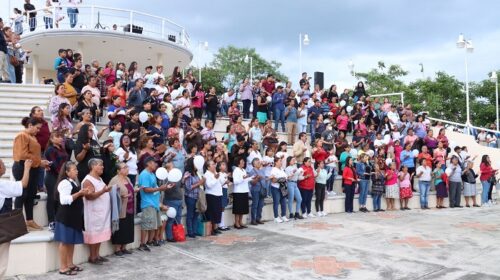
[277,178,288,198]
[196,187,207,213]
[196,214,212,237]
[0,209,28,243]
[172,220,186,242]
[10,55,20,67]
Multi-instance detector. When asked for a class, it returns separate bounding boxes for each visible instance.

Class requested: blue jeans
[221,103,229,116]
[271,187,287,218]
[67,8,79,28]
[372,194,382,210]
[250,188,264,222]
[274,108,285,131]
[358,179,369,206]
[163,199,183,240]
[184,196,198,236]
[6,55,16,83]
[481,180,491,204]
[326,167,337,192]
[287,181,302,214]
[206,111,217,126]
[419,181,431,208]
[310,119,317,144]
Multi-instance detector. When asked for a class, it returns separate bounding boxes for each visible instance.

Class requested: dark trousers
[242,99,252,119]
[29,17,37,31]
[408,167,416,190]
[315,183,326,212]
[193,107,203,119]
[44,16,53,29]
[252,100,258,118]
[344,184,355,213]
[300,188,313,214]
[13,162,40,220]
[449,181,462,207]
[44,172,58,223]
[185,196,198,236]
[15,64,23,84]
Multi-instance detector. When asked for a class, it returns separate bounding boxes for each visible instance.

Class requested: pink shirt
[398,172,411,188]
[433,148,447,165]
[385,170,398,185]
[336,115,349,130]
[103,68,116,86]
[191,90,205,108]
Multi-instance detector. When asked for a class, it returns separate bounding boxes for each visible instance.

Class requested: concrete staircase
[0,84,54,180]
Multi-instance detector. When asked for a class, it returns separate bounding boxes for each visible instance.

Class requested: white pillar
[76,41,84,56]
[157,53,164,66]
[32,55,39,84]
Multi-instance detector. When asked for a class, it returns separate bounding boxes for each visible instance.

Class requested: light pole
[299,33,310,78]
[456,33,474,133]
[348,59,355,76]
[244,54,253,83]
[197,41,208,82]
[491,71,499,130]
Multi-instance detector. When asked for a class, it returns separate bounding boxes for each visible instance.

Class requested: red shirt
[262,81,275,96]
[342,166,356,185]
[312,148,329,163]
[417,152,433,168]
[480,163,496,181]
[298,165,314,190]
[36,120,50,152]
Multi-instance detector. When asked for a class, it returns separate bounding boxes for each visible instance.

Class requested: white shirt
[374,139,385,149]
[270,167,287,188]
[115,147,138,175]
[416,166,432,181]
[57,179,78,205]
[223,92,236,104]
[0,180,23,209]
[285,165,300,181]
[204,170,223,196]
[262,156,274,177]
[387,111,400,124]
[233,167,251,193]
[155,85,169,100]
[81,85,101,107]
[326,154,338,168]
[246,150,262,172]
[219,172,229,189]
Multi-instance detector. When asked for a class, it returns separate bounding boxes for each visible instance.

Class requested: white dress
[82,175,111,244]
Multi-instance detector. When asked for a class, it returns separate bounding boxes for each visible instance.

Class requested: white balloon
[496,160,500,169]
[385,158,393,166]
[266,96,272,103]
[339,100,346,107]
[166,207,177,218]
[346,106,353,113]
[367,150,374,157]
[139,111,149,123]
[167,168,183,183]
[412,149,419,157]
[194,155,205,172]
[350,148,358,158]
[155,167,169,180]
[384,138,390,145]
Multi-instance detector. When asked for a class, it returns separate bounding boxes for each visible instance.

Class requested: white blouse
[285,165,300,182]
[204,170,223,196]
[233,167,251,193]
[270,167,287,188]
[58,179,78,205]
[0,180,22,209]
[115,147,138,175]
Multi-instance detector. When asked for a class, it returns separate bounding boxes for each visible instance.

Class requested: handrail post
[161,19,165,40]
[129,11,133,33]
[52,6,56,29]
[90,6,95,28]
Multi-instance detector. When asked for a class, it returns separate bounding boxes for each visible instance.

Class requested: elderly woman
[462,161,479,207]
[82,158,112,264]
[54,162,88,276]
[204,160,224,235]
[109,162,136,256]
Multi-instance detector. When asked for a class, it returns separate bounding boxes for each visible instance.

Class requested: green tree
[469,71,499,127]
[210,46,288,89]
[187,66,225,95]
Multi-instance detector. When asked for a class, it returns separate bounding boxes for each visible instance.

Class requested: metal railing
[19,4,189,48]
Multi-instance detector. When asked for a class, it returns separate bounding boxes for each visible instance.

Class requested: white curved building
[18,4,193,83]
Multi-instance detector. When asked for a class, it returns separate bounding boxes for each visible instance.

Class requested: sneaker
[48,222,56,231]
[330,192,337,196]
[302,214,308,219]
[322,211,328,216]
[274,217,283,223]
[294,213,304,219]
[138,244,150,252]
[281,216,289,222]
[318,212,324,217]
[308,213,316,218]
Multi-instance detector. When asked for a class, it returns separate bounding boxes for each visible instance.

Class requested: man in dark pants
[24,0,37,32]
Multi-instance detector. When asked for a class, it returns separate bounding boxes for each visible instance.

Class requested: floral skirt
[399,187,413,199]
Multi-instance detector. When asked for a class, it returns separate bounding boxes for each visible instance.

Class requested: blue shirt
[138,169,160,210]
[285,106,298,122]
[248,168,266,190]
[309,106,322,121]
[400,150,415,168]
[272,92,286,111]
[166,147,185,173]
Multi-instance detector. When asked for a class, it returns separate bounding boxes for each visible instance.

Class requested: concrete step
[0,84,54,94]
[0,92,52,100]
[0,103,41,111]
[0,97,49,105]
[0,110,35,118]
[0,132,19,140]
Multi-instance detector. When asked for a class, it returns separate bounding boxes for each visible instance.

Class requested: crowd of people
[0,46,499,277]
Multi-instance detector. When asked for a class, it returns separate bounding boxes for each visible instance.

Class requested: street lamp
[197,41,208,82]
[244,54,253,83]
[491,71,499,130]
[299,33,310,78]
[456,33,474,133]
[348,60,355,76]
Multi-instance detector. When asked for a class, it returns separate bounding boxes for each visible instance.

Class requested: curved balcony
[19,5,193,83]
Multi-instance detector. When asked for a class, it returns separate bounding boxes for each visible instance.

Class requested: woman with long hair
[103,61,116,87]
[204,160,224,235]
[52,103,73,134]
[298,157,315,217]
[480,155,498,206]
[191,82,205,119]
[54,161,88,275]
[342,157,358,213]
[74,124,101,182]
[171,66,182,86]
[13,117,50,231]
[30,106,50,192]
[44,131,69,231]
[147,113,166,148]
[109,162,136,256]
[49,84,71,118]
[100,139,118,185]
[433,161,447,209]
[232,157,251,229]
[114,135,138,185]
[75,90,98,123]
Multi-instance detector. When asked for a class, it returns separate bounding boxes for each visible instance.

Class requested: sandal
[69,266,83,272]
[88,257,103,265]
[59,269,77,276]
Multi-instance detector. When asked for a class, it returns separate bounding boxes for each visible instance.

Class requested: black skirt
[232,192,249,215]
[111,213,135,245]
[206,194,222,224]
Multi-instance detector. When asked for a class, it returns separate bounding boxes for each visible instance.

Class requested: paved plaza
[11,206,500,280]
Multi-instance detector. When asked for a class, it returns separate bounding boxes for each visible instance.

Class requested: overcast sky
[3,0,500,90]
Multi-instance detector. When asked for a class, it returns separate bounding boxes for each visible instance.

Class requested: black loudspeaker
[314,71,324,90]
[124,24,143,34]
[168,35,176,42]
